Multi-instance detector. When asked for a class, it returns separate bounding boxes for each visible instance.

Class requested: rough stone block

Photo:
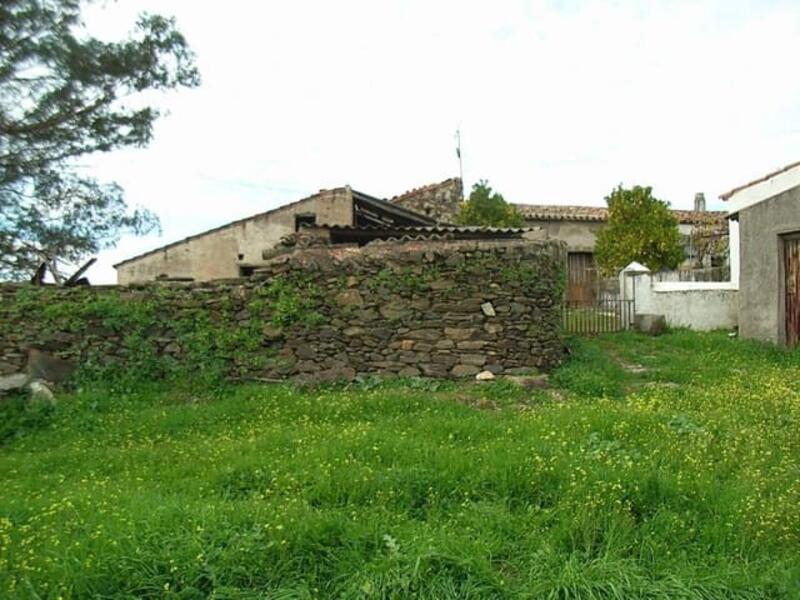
[481,302,496,317]
[262,324,284,341]
[343,326,366,337]
[26,349,75,384]
[398,366,421,377]
[475,370,495,381]
[295,344,316,359]
[634,314,667,336]
[451,364,481,377]
[457,341,486,350]
[406,329,440,342]
[0,373,28,392]
[379,302,411,320]
[460,354,487,367]
[444,327,474,341]
[336,289,363,306]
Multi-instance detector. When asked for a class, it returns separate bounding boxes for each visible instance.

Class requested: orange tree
[595,185,685,275]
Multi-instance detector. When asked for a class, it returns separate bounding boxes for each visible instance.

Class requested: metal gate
[785,236,800,348]
[562,260,634,334]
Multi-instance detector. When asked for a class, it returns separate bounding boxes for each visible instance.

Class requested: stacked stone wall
[390,178,463,224]
[0,239,566,383]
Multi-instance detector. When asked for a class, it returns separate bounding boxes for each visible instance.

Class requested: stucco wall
[522,219,604,252]
[116,188,354,284]
[737,185,800,344]
[633,278,738,330]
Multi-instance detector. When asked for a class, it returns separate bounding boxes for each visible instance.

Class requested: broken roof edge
[720,160,800,201]
[114,186,436,269]
[352,189,436,225]
[389,176,462,203]
[113,187,352,269]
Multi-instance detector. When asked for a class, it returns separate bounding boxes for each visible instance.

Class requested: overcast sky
[81,0,800,283]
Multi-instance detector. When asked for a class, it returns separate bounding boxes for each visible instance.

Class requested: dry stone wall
[0,239,566,383]
[390,178,463,224]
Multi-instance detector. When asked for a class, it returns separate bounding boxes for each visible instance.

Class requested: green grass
[2,330,800,598]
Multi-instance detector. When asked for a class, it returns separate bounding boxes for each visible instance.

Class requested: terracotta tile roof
[720,160,800,200]
[515,204,608,222]
[671,209,727,225]
[514,204,726,225]
[321,224,537,235]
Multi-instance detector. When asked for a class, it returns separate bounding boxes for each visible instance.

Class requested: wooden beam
[64,257,97,287]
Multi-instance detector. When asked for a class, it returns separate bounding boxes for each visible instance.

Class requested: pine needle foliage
[0,0,200,280]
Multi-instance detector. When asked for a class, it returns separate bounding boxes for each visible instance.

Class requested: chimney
[694,192,706,212]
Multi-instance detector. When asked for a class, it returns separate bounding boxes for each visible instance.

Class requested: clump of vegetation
[0,0,199,280]
[2,331,800,597]
[595,185,686,275]
[456,180,524,228]
[3,274,326,389]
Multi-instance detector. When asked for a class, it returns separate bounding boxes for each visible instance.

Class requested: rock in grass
[26,349,75,384]
[475,370,496,381]
[0,373,29,393]
[634,314,667,336]
[27,380,55,405]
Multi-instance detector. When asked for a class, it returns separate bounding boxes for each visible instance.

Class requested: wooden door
[567,252,597,304]
[785,237,800,348]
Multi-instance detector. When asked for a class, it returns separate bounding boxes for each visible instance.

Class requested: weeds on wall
[5,273,326,390]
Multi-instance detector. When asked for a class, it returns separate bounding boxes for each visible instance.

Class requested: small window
[239,266,255,277]
[295,213,316,231]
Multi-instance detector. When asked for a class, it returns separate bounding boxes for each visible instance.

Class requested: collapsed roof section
[351,190,435,228]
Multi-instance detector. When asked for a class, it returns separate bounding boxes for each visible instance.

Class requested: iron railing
[562,298,634,334]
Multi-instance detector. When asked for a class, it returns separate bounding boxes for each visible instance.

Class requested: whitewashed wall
[621,269,739,331]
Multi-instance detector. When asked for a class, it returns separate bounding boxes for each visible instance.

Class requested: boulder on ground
[27,380,55,405]
[26,349,75,384]
[475,370,496,381]
[634,314,667,336]
[0,373,29,393]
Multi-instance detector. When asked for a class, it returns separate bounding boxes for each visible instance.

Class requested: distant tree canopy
[456,180,524,228]
[0,0,200,281]
[595,185,685,275]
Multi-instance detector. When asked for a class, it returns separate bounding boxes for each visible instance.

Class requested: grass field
[2,330,800,598]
